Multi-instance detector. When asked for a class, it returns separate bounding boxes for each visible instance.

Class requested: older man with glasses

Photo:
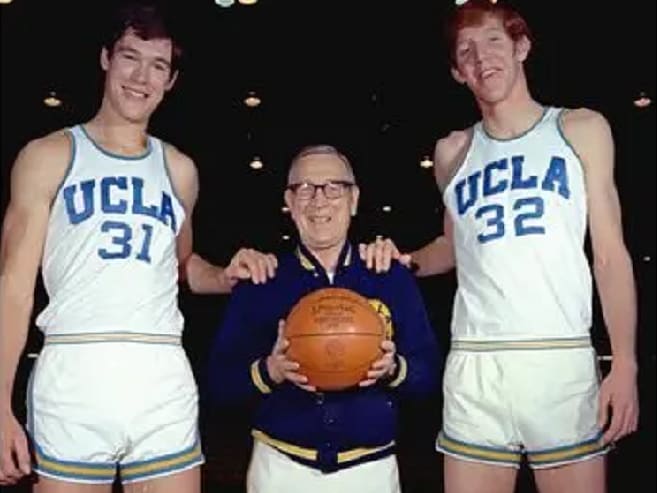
[204,145,441,493]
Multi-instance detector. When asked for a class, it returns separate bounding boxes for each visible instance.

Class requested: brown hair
[102,1,183,73]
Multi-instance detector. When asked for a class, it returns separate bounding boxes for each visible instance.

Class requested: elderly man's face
[285,153,359,253]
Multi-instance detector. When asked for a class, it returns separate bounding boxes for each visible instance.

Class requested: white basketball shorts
[436,337,609,469]
[27,333,204,484]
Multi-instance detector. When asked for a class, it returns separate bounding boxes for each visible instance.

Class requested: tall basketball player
[0,2,276,492]
[360,1,639,492]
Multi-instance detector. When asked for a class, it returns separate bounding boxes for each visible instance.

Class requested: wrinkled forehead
[288,154,354,184]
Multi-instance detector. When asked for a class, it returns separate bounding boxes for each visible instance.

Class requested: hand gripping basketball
[284,287,386,391]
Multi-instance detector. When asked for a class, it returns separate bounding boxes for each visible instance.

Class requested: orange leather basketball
[284,287,385,391]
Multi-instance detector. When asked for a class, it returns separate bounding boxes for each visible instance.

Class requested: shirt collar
[295,241,353,274]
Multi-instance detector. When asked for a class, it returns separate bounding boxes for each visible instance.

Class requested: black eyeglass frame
[286,180,355,200]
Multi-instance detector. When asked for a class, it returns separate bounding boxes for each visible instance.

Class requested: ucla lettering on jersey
[454,154,570,244]
[64,176,177,231]
[443,107,592,341]
[36,125,186,336]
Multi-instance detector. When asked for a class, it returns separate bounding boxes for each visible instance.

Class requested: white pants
[247,440,401,493]
[27,339,203,484]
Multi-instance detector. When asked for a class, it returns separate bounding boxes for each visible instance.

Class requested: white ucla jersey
[35,125,187,336]
[443,107,592,341]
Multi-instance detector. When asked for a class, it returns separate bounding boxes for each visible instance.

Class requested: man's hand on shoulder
[358,238,412,274]
[225,248,278,285]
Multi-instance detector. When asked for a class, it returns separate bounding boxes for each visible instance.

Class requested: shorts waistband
[43,332,182,345]
[451,336,591,352]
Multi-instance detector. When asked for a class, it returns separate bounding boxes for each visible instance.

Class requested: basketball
[284,287,386,391]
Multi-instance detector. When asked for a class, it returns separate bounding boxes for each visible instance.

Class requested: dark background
[1,1,654,491]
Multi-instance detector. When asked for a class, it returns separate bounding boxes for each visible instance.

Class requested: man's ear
[101,47,110,71]
[284,189,294,212]
[350,185,360,216]
[514,34,531,62]
[165,70,179,91]
[451,66,466,85]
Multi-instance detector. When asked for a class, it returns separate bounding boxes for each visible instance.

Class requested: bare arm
[408,132,471,277]
[164,144,232,293]
[1,134,69,409]
[564,110,637,367]
[409,212,455,277]
[360,131,470,275]
[185,252,238,294]
[563,108,638,443]
[164,145,276,294]
[0,133,69,482]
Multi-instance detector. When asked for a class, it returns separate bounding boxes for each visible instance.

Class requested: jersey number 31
[98,221,154,263]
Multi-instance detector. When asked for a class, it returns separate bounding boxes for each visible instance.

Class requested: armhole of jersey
[439,126,476,195]
[160,140,186,212]
[51,128,77,207]
[556,109,585,171]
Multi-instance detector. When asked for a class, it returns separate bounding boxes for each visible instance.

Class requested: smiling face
[450,14,530,106]
[100,28,178,125]
[285,152,359,255]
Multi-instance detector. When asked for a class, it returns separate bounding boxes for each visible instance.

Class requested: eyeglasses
[286,180,354,200]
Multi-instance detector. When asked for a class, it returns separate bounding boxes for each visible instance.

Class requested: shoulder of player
[12,129,72,189]
[162,141,197,176]
[433,129,472,184]
[560,107,612,144]
[161,141,198,206]
[559,108,614,170]
[20,129,71,163]
[435,130,471,158]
